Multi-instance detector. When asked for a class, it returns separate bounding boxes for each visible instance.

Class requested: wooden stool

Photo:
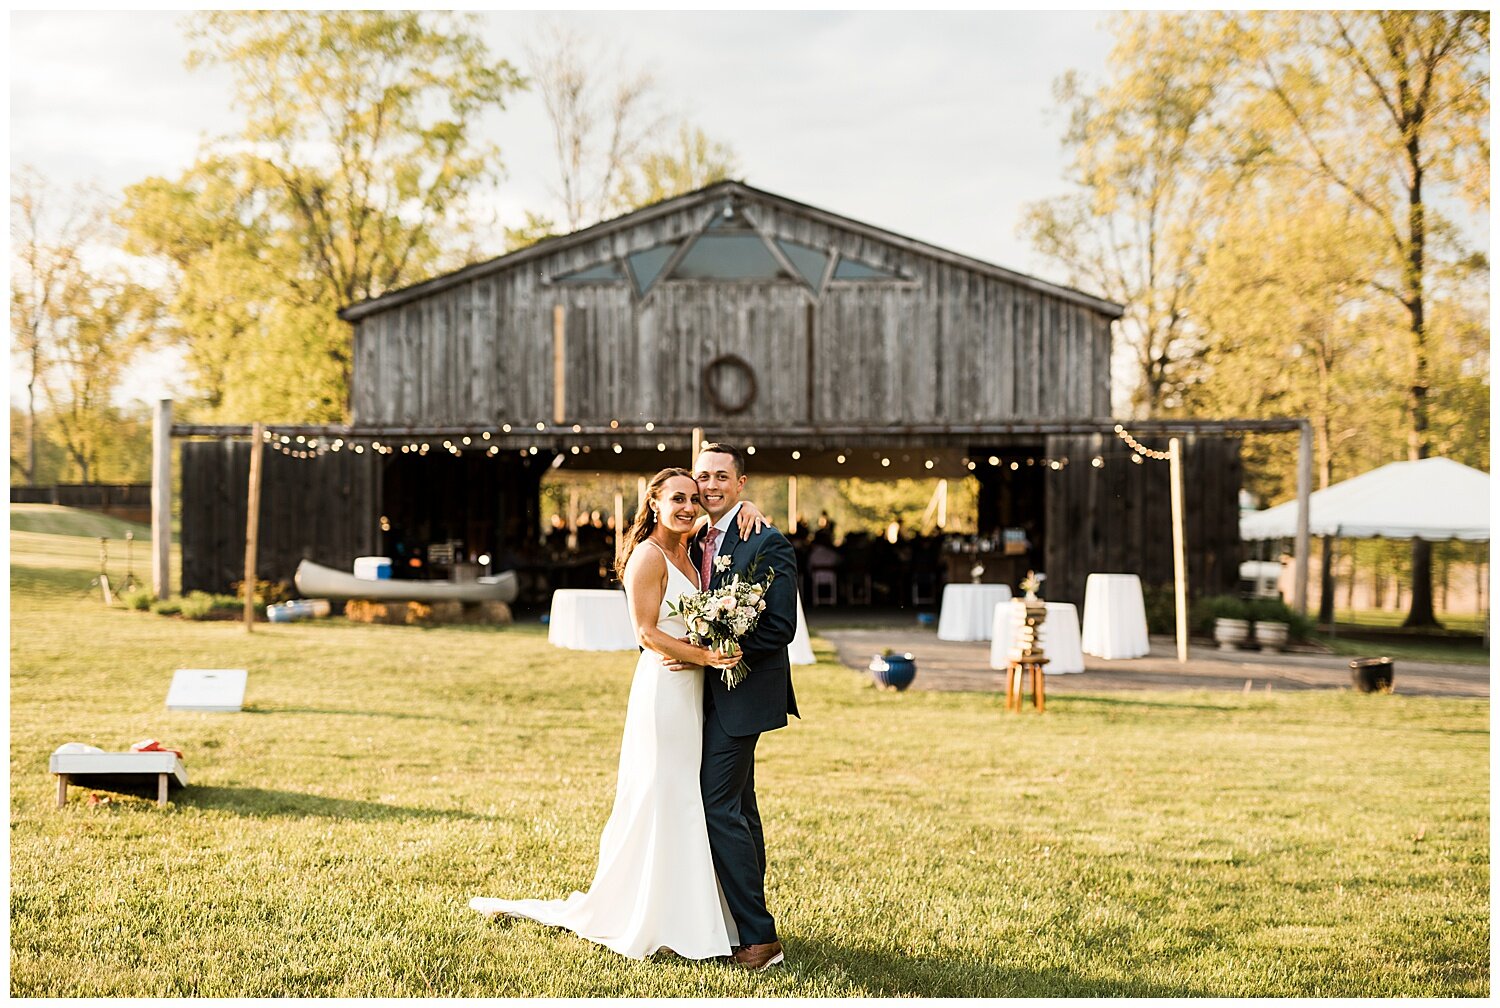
[1006,656,1048,712]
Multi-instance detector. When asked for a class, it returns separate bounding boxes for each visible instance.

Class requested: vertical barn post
[787,475,798,531]
[1168,437,1188,663]
[552,304,566,425]
[243,423,264,632]
[151,398,172,599]
[1293,420,1313,615]
[691,427,705,469]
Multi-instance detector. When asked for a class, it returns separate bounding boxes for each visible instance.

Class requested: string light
[1114,424,1173,461]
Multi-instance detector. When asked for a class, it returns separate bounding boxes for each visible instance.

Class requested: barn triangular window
[669,232,792,281]
[554,260,626,283]
[831,254,898,280]
[626,243,680,294]
[774,239,830,290]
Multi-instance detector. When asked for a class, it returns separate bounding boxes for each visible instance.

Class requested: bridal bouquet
[667,567,776,689]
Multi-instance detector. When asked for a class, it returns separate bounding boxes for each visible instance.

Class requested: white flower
[714,555,733,572]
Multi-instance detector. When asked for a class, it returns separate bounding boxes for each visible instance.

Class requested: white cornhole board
[50,748,188,807]
[166,668,248,712]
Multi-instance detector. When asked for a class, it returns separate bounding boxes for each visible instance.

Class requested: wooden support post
[787,475,798,531]
[637,476,647,510]
[613,491,625,570]
[157,773,169,808]
[243,422,264,632]
[1293,420,1313,616]
[552,304,566,425]
[151,398,172,599]
[691,427,705,468]
[56,774,68,809]
[1168,437,1189,664]
[937,479,948,529]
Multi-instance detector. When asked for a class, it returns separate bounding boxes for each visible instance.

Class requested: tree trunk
[1401,107,1438,627]
[1317,535,1336,624]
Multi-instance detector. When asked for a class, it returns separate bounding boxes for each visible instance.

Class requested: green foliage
[10,504,150,541]
[148,597,182,616]
[230,578,290,608]
[10,525,1490,996]
[176,591,220,620]
[120,12,525,423]
[1245,596,1315,641]
[617,123,738,210]
[1191,594,1249,633]
[118,587,153,612]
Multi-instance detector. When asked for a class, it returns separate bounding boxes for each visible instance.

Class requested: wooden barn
[172,181,1304,608]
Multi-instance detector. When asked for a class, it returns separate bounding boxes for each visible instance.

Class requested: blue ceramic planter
[869,652,917,691]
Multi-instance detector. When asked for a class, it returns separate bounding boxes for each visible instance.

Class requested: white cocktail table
[1081,573,1151,660]
[548,589,638,651]
[937,583,1013,641]
[989,601,1086,674]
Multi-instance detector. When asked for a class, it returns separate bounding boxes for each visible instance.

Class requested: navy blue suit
[692,517,799,944]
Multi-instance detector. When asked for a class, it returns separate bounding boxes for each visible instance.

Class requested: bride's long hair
[614,467,697,581]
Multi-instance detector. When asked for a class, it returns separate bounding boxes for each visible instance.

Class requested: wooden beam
[151,399,172,599]
[552,304,566,425]
[1293,421,1313,615]
[1169,437,1189,663]
[243,422,264,632]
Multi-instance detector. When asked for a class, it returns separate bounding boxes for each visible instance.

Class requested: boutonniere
[713,555,733,573]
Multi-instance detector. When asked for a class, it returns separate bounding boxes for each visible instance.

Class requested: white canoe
[294,559,518,604]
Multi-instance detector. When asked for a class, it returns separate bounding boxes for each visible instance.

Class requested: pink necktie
[700,527,721,589]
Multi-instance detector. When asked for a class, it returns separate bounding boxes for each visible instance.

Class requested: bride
[469,468,763,960]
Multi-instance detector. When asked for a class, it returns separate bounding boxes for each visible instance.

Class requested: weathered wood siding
[181,441,380,594]
[350,194,1114,427]
[1041,433,1242,606]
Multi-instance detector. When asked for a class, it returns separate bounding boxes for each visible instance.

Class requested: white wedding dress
[469,545,739,960]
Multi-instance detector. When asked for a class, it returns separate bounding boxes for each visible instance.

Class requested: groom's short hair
[699,442,746,478]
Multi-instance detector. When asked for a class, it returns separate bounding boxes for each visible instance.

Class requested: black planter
[1350,657,1395,693]
[869,652,917,691]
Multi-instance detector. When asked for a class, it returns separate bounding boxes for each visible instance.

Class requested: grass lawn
[10,524,1490,997]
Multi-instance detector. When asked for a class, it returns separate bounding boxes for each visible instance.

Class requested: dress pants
[700,690,775,944]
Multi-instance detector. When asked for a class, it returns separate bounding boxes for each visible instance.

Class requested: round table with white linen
[548,589,638,651]
[1081,573,1151,660]
[936,583,1013,641]
[988,600,1086,674]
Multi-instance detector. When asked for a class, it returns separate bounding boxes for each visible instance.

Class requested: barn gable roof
[338,180,1124,322]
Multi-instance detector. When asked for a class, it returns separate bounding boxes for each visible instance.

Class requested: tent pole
[1293,420,1312,615]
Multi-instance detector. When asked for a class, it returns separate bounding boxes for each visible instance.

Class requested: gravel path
[817,629,1489,698]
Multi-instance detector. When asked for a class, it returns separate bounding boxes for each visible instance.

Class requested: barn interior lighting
[528,446,537,454]
[487,446,498,456]
[572,424,582,433]
[1050,460,1062,470]
[281,435,291,444]
[1091,456,1104,467]
[1010,461,1020,471]
[612,444,623,454]
[1132,454,1144,464]
[967,461,977,470]
[988,456,999,466]
[536,422,546,431]
[791,451,801,460]
[353,445,364,453]
[610,420,619,429]
[645,422,655,431]
[462,436,471,445]
[657,443,666,451]
[836,454,846,464]
[262,429,272,440]
[570,446,580,454]
[881,457,890,467]
[502,424,512,433]
[746,446,756,455]
[295,435,305,444]
[478,553,491,566]
[482,431,491,440]
[924,460,934,469]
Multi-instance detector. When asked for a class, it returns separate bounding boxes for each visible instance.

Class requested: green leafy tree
[617,123,738,210]
[1020,13,1260,416]
[120,11,525,423]
[1229,10,1489,626]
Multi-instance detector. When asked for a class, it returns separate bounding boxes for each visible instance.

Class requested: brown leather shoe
[731,941,784,970]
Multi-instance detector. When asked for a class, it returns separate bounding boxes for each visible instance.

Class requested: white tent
[1241,457,1490,542]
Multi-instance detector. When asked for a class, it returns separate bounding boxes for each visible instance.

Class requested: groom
[686,443,799,970]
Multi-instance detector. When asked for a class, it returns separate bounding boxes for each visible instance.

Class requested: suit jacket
[692,517,800,737]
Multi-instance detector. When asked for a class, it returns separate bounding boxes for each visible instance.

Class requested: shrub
[1191,595,1249,635]
[1246,596,1316,642]
[178,592,218,620]
[232,579,290,607]
[119,587,153,611]
[150,597,182,616]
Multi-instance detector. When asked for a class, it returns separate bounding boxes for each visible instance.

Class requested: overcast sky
[10,10,1118,404]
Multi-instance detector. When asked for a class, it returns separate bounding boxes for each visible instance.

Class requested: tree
[1230,10,1489,626]
[1020,13,1261,416]
[121,11,524,422]
[10,169,103,484]
[617,123,739,211]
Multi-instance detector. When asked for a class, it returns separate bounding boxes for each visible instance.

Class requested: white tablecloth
[548,589,637,651]
[937,583,1013,641]
[1081,573,1151,660]
[989,601,1085,674]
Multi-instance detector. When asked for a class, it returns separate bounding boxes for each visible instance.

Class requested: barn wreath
[703,354,758,414]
